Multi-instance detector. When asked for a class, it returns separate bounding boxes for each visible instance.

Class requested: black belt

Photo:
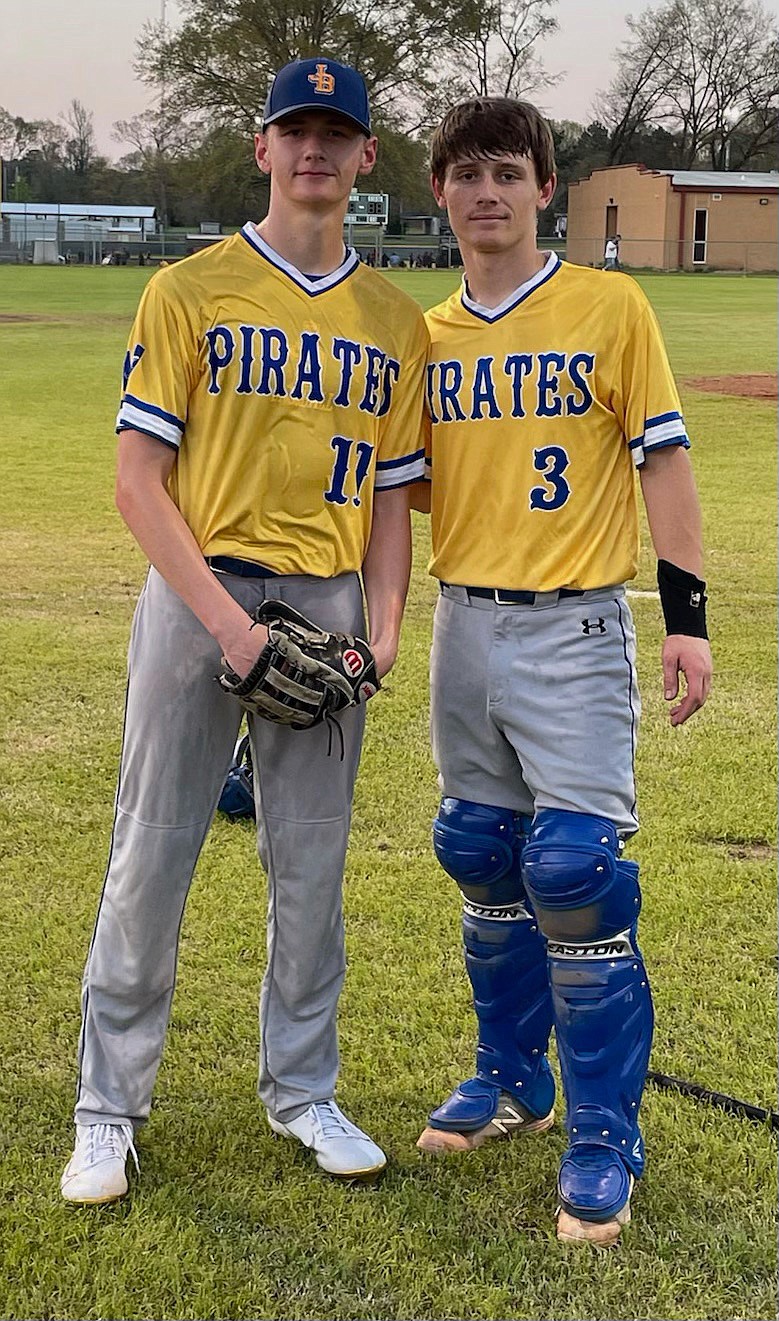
[441,582,585,606]
[206,556,281,579]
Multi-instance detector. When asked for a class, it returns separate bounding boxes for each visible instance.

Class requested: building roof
[662,170,779,191]
[1,203,156,216]
[570,164,779,192]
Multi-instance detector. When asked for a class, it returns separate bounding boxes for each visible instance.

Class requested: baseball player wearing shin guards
[412,98,712,1246]
[60,59,428,1205]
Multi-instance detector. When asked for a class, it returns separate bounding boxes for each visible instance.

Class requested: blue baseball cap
[262,58,371,136]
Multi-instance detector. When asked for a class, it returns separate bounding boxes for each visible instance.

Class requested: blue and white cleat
[417,1077,554,1153]
[556,1145,634,1247]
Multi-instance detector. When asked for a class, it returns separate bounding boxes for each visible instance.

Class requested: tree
[599,0,779,170]
[134,0,558,138]
[61,99,97,175]
[437,0,559,102]
[166,125,269,227]
[0,109,72,202]
[547,119,610,232]
[135,0,454,135]
[367,127,432,221]
[0,108,66,164]
[113,103,192,227]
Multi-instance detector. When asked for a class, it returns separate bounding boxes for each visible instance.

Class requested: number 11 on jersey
[325,435,375,507]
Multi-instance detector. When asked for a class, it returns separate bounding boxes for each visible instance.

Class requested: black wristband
[657,559,708,638]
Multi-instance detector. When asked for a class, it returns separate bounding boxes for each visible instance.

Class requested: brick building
[567,165,778,272]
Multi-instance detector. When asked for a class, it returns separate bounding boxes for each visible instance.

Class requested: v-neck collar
[240,222,359,296]
[461,250,561,323]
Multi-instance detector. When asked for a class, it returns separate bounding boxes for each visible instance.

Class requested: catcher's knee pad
[522,809,653,1177]
[433,798,531,908]
[521,808,641,945]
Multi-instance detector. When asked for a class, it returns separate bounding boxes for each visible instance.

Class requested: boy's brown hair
[430,98,556,188]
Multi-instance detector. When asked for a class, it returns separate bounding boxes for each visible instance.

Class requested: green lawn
[0,266,776,1321]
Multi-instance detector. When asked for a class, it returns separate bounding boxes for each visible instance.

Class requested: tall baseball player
[60,58,428,1204]
[412,97,712,1246]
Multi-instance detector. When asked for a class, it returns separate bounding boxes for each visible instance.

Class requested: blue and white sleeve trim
[628,410,690,466]
[374,447,426,490]
[116,393,185,448]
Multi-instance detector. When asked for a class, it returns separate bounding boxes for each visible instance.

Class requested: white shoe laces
[81,1122,140,1173]
[312,1101,357,1141]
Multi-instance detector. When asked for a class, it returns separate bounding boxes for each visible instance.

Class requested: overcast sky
[2,0,779,158]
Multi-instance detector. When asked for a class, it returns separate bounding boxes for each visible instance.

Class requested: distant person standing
[604,235,620,270]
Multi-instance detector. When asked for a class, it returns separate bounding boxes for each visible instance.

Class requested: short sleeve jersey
[423,255,690,591]
[117,225,429,577]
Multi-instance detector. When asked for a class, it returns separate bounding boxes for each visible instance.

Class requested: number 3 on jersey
[325,435,375,507]
[529,445,571,511]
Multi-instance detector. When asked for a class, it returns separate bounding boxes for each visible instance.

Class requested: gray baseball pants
[75,566,366,1129]
[430,585,641,833]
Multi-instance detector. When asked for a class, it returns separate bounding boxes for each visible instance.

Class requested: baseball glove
[217,599,380,730]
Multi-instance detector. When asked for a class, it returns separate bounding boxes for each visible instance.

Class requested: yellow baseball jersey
[117,224,428,577]
[423,254,689,590]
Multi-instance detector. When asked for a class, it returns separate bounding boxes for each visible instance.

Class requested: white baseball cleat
[268,1100,387,1181]
[60,1122,139,1204]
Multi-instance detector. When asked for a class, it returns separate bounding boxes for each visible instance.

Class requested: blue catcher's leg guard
[522,809,654,1237]
[419,799,555,1151]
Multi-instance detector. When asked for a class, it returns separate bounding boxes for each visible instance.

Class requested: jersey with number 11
[117,224,428,577]
[424,254,690,591]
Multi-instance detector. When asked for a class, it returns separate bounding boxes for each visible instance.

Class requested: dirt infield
[0,314,52,323]
[684,373,777,400]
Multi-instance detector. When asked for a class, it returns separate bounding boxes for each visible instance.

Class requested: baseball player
[412,97,712,1246]
[60,58,428,1204]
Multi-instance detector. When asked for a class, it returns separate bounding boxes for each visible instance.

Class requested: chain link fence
[570,235,777,274]
[1,224,776,275]
[0,222,209,266]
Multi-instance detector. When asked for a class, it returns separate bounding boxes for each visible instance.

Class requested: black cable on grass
[646,1070,779,1131]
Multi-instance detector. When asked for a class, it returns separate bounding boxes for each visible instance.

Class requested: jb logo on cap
[308,63,336,95]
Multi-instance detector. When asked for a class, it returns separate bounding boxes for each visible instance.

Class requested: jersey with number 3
[117,224,428,577]
[424,254,690,591]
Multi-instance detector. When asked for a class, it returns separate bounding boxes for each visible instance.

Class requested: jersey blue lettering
[332,337,362,406]
[565,352,595,416]
[426,363,440,424]
[257,328,288,397]
[471,356,500,420]
[536,352,566,418]
[204,326,235,395]
[122,343,145,391]
[324,435,352,505]
[529,445,571,510]
[352,441,374,506]
[503,353,533,418]
[324,435,375,506]
[291,332,324,402]
[439,361,467,422]
[377,357,401,418]
[359,345,387,414]
[236,325,255,394]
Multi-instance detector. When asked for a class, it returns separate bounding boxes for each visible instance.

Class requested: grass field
[0,265,776,1321]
